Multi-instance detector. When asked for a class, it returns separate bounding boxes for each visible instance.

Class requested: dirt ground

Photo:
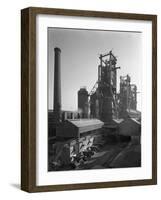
[76,142,141,170]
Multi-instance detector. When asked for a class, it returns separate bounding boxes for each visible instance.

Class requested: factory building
[118,117,141,144]
[56,119,104,155]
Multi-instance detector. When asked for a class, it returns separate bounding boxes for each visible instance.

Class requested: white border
[36,14,152,186]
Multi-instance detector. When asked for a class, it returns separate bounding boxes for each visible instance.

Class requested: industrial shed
[118,118,141,144]
[127,109,141,119]
[57,119,104,138]
[118,118,141,136]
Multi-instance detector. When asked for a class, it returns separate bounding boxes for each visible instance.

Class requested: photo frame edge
[21,7,157,193]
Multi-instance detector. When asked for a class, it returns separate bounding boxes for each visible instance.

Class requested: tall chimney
[54,47,61,122]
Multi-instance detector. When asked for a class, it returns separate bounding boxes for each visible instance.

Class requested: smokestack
[54,47,61,122]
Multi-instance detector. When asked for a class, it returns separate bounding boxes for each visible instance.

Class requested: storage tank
[78,87,89,118]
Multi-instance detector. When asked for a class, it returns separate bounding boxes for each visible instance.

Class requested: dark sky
[48,28,142,111]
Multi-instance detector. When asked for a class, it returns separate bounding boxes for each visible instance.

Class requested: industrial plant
[48,47,141,171]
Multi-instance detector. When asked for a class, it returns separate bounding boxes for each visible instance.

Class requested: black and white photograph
[48,28,142,171]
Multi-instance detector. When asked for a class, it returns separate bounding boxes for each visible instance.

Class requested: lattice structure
[89,50,120,122]
[118,75,137,118]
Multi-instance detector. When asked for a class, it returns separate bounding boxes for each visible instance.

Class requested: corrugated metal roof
[67,119,104,133]
[130,118,141,125]
[127,109,141,114]
[113,119,124,124]
[67,119,103,127]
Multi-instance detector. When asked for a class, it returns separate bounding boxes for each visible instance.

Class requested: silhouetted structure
[78,87,89,118]
[80,51,140,122]
[119,75,137,118]
[54,47,62,123]
[48,47,62,137]
[89,51,120,123]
